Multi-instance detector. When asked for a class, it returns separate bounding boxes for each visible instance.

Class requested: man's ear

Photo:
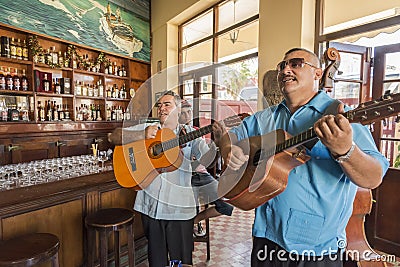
[314,67,323,80]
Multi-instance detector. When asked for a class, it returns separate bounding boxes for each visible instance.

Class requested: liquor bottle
[108,62,113,75]
[114,62,118,76]
[37,51,45,64]
[88,84,93,97]
[53,101,59,121]
[37,101,45,121]
[82,83,88,96]
[106,104,111,121]
[54,78,61,94]
[98,79,104,97]
[58,51,64,67]
[0,98,8,121]
[16,38,23,60]
[45,48,52,65]
[0,67,6,90]
[75,80,82,95]
[5,67,13,90]
[8,104,19,121]
[64,104,70,120]
[1,36,10,58]
[9,37,17,59]
[93,83,99,97]
[96,104,101,121]
[22,39,28,60]
[63,52,69,68]
[122,65,126,77]
[20,101,29,121]
[12,68,20,91]
[46,100,53,121]
[21,69,28,91]
[43,73,50,92]
[51,46,58,65]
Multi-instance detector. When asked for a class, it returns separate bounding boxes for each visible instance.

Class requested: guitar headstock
[349,92,400,125]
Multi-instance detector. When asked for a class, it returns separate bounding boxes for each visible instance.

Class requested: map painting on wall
[0,0,150,62]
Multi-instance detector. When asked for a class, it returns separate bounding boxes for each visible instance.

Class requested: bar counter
[0,170,145,267]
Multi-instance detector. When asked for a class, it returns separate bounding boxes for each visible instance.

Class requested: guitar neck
[160,125,214,151]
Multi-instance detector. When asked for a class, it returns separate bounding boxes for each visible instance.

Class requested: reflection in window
[335,52,362,80]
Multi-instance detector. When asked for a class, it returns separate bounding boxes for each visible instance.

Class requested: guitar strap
[303,99,342,150]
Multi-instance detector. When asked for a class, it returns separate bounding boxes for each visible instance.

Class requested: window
[179,0,259,128]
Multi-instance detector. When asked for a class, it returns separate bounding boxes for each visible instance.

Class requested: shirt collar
[276,91,332,115]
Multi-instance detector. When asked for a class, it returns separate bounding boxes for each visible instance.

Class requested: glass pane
[181,40,213,72]
[218,0,259,31]
[182,10,213,46]
[183,78,194,95]
[383,81,400,94]
[200,75,212,93]
[330,81,360,108]
[217,20,258,63]
[323,1,399,34]
[380,139,400,168]
[384,52,400,80]
[215,57,258,100]
[335,52,361,80]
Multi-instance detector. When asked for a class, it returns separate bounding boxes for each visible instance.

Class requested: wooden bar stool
[0,233,60,267]
[85,208,135,267]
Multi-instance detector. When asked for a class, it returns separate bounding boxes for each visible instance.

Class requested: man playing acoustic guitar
[109,90,222,267]
[219,48,389,266]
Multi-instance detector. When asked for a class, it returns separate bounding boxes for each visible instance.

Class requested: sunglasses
[277,58,319,72]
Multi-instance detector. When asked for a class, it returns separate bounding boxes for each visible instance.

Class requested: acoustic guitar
[217,92,400,211]
[113,114,248,189]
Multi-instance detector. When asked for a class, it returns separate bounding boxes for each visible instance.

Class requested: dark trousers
[251,237,343,267]
[141,214,194,267]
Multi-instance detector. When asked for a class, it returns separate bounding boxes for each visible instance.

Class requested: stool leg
[114,230,120,267]
[99,230,108,267]
[87,228,96,267]
[51,252,60,267]
[127,223,135,267]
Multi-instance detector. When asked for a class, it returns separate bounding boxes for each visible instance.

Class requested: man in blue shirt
[219,48,389,266]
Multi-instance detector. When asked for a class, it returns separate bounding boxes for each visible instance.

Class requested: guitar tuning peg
[382,118,387,127]
[395,115,400,123]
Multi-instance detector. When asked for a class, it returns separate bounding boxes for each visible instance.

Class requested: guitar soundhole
[149,142,164,159]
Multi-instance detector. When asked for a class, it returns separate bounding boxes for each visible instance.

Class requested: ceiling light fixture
[229,0,239,44]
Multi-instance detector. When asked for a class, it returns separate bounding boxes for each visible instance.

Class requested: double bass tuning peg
[395,115,400,123]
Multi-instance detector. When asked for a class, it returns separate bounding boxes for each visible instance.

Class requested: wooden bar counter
[0,170,145,267]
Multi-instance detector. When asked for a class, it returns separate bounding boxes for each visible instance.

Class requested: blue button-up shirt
[229,91,389,255]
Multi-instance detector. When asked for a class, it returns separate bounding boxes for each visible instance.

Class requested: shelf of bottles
[0,27,146,124]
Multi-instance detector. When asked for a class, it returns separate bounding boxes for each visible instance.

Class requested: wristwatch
[333,141,356,164]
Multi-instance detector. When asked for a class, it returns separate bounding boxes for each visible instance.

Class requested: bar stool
[85,208,135,267]
[0,233,60,267]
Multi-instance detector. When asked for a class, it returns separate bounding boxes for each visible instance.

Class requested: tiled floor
[136,209,400,267]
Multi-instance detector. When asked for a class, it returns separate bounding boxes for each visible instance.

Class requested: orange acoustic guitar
[113,114,248,189]
[218,92,400,211]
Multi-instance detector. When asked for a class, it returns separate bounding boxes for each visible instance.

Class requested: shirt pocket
[285,209,325,245]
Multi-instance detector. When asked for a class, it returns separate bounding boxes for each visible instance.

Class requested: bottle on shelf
[12,68,20,91]
[7,104,19,121]
[21,69,29,91]
[75,80,82,95]
[64,104,70,120]
[22,39,28,61]
[9,37,17,59]
[0,67,6,90]
[63,52,69,68]
[5,67,13,90]
[98,79,104,97]
[51,46,58,65]
[96,104,101,121]
[58,104,64,121]
[43,73,50,92]
[16,38,23,60]
[1,36,10,58]
[58,51,64,67]
[37,100,45,121]
[113,62,118,76]
[0,98,8,121]
[20,101,29,121]
[46,100,53,121]
[45,48,52,65]
[54,78,61,94]
[106,104,111,121]
[53,101,59,121]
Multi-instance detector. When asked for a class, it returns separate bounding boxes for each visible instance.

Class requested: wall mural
[0,0,150,62]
